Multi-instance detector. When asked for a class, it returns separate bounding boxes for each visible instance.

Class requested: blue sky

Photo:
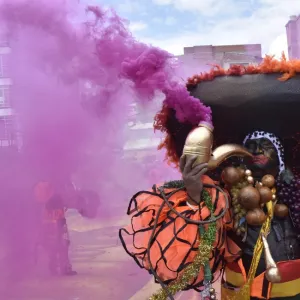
[93,0,299,57]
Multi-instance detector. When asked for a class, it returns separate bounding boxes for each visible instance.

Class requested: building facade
[286,15,300,59]
[0,30,17,150]
[177,44,262,76]
[123,99,162,160]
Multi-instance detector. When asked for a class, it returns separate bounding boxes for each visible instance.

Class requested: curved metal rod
[147,183,229,299]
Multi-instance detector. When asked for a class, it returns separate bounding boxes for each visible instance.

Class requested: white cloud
[165,16,177,26]
[152,0,248,16]
[153,17,163,23]
[268,34,288,58]
[129,21,148,32]
[152,0,172,4]
[151,16,177,26]
[116,0,146,15]
[144,0,299,57]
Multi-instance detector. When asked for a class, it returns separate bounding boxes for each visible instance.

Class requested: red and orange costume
[120,176,239,290]
[34,181,76,275]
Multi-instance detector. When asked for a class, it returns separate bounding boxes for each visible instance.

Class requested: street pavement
[0,211,219,300]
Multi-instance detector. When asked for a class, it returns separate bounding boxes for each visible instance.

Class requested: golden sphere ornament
[274,204,289,218]
[261,175,275,188]
[238,186,261,210]
[221,167,242,186]
[246,208,266,226]
[258,186,273,204]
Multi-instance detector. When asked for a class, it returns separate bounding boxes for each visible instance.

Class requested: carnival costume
[34,181,99,275]
[119,56,300,299]
[33,181,77,275]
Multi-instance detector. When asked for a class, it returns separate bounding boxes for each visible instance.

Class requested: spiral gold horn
[182,122,253,170]
[261,233,281,283]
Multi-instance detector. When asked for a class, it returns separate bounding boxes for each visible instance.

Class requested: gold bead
[245,169,252,176]
[255,182,263,189]
[247,176,254,184]
[238,212,244,218]
[233,207,240,214]
[272,194,276,201]
[241,182,248,187]
[209,288,215,294]
[231,192,238,198]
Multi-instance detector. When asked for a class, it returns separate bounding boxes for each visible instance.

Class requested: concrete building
[78,79,161,160]
[286,15,300,59]
[0,30,17,150]
[177,44,262,75]
[123,100,162,160]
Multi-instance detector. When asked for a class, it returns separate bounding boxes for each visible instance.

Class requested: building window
[0,87,9,107]
[0,118,6,139]
[0,56,3,77]
[0,116,13,139]
[0,55,8,77]
[0,31,8,47]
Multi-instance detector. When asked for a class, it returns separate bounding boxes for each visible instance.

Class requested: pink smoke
[0,0,185,294]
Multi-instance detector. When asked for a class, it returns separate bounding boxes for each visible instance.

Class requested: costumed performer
[34,180,100,275]
[119,56,300,300]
